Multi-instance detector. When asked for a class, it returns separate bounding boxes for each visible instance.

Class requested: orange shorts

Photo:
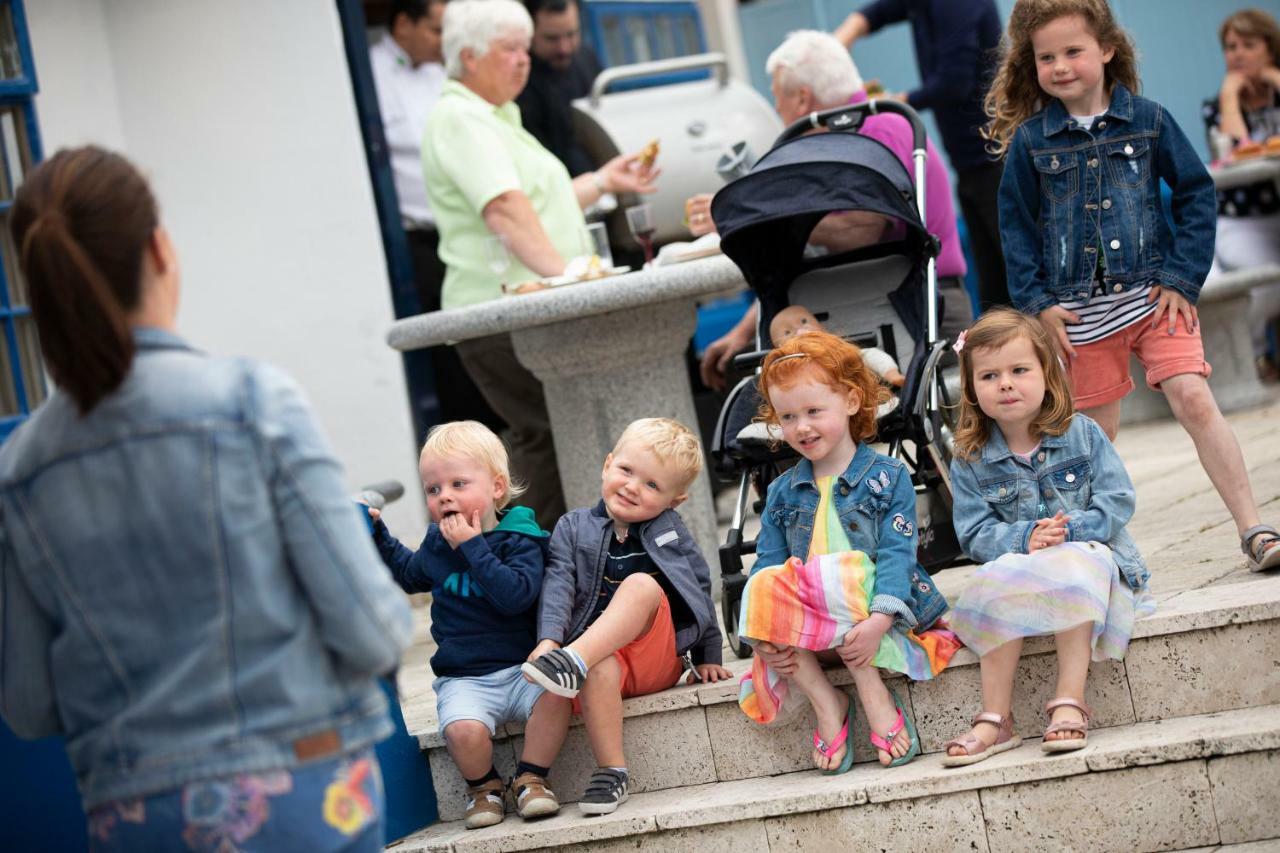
[572,595,684,713]
[1068,313,1212,409]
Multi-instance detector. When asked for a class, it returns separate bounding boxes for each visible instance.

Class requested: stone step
[414,575,1280,822]
[392,703,1280,853]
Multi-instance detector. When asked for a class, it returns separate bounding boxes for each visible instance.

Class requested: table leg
[511,298,721,596]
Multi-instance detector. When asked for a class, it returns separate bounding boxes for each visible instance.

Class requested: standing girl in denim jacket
[736,332,960,774]
[942,309,1153,767]
[986,0,1280,572]
[0,148,413,851]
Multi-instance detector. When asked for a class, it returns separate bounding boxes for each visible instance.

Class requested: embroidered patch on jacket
[866,470,890,494]
[891,514,913,536]
[655,530,678,547]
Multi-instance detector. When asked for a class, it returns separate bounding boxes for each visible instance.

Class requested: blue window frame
[583,0,708,90]
[0,0,44,443]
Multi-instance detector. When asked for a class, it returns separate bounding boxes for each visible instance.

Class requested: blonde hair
[952,308,1075,460]
[1220,9,1280,68]
[612,418,703,492]
[756,330,888,445]
[983,0,1140,157]
[421,420,525,509]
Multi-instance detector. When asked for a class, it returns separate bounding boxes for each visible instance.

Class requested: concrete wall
[25,0,426,540]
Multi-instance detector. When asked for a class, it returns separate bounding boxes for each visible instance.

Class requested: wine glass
[483,234,510,287]
[625,203,656,266]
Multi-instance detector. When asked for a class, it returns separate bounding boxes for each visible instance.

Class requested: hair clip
[774,352,808,363]
[952,330,968,354]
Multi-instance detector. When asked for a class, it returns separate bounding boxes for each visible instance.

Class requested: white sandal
[1242,525,1280,573]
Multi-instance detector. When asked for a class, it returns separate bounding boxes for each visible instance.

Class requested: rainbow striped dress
[737,476,961,725]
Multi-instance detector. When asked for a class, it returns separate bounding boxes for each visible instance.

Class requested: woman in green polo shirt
[421,0,656,526]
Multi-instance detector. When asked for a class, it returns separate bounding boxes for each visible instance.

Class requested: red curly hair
[756,330,888,444]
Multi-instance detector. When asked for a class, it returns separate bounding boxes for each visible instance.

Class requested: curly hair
[756,330,889,446]
[983,0,1140,157]
[952,308,1075,460]
[1220,9,1280,68]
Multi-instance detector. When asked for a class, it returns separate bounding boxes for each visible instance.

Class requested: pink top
[850,92,967,279]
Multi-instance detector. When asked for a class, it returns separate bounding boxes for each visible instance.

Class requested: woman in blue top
[986,0,1280,572]
[0,147,414,851]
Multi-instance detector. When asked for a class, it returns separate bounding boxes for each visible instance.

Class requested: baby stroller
[709,101,963,658]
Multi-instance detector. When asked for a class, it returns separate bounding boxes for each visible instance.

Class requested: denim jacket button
[1037,451,1046,462]
[1066,473,1076,483]
[839,484,850,496]
[998,486,1007,496]
[1123,143,1133,154]
[1089,157,1099,167]
[1097,120,1106,128]
[1113,283,1124,293]
[1102,198,1111,209]
[848,521,858,531]
[1109,238,1121,250]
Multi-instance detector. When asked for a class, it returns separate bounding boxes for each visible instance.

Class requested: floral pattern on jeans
[322,756,376,836]
[180,770,292,850]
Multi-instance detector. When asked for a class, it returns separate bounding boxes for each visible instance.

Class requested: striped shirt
[586,501,672,626]
[1059,282,1156,346]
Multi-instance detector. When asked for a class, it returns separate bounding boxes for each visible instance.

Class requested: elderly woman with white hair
[423,0,656,525]
[696,30,971,391]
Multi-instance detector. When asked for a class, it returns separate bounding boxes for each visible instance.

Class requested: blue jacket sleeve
[250,364,412,677]
[903,1,990,111]
[458,534,544,616]
[1153,106,1217,302]
[1064,418,1137,544]
[372,520,435,594]
[537,515,579,644]
[950,457,1037,561]
[868,465,919,629]
[0,518,63,739]
[859,0,908,32]
[999,127,1056,315]
[752,476,789,573]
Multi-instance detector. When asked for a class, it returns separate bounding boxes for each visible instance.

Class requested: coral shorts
[572,595,684,713]
[1068,313,1212,409]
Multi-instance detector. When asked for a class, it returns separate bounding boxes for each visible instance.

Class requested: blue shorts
[434,664,545,737]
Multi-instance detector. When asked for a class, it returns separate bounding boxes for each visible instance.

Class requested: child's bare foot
[1043,703,1086,744]
[811,690,851,771]
[863,688,910,765]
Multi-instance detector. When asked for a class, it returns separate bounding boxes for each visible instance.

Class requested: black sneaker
[578,768,628,815]
[521,649,585,698]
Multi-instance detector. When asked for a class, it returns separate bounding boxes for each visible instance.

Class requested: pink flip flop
[813,699,856,776]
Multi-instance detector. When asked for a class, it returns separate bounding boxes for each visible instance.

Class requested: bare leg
[567,573,663,667]
[1079,399,1122,441]
[519,693,572,767]
[786,649,850,771]
[946,637,1023,757]
[578,654,626,767]
[1045,622,1091,742]
[444,720,495,780]
[849,664,909,765]
[1161,374,1262,536]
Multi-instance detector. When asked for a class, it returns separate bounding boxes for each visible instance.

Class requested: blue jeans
[87,748,383,853]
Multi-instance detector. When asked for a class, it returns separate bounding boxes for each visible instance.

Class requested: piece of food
[1235,140,1265,161]
[638,139,660,169]
[581,255,606,280]
[502,280,546,295]
[1265,136,1280,155]
[865,80,885,97]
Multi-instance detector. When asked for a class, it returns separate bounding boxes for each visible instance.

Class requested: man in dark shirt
[517,0,603,176]
[835,0,1009,311]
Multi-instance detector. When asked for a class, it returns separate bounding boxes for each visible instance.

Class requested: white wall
[26,0,426,539]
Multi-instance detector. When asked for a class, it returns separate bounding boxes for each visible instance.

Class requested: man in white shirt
[370,0,502,429]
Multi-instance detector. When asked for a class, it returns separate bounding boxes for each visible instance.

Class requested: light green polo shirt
[423,80,590,310]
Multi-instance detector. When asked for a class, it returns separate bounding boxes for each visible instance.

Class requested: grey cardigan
[538,503,723,666]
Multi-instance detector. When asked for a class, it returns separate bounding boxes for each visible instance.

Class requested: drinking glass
[625,203,656,266]
[483,234,510,286]
[586,221,613,269]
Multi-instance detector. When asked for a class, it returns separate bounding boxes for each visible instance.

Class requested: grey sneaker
[578,768,628,815]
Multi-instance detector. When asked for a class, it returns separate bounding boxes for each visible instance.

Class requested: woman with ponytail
[0,147,414,851]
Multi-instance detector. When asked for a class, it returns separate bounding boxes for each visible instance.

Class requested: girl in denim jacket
[736,332,961,775]
[942,309,1153,768]
[985,0,1280,572]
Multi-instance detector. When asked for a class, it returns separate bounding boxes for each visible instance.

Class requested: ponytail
[10,147,158,414]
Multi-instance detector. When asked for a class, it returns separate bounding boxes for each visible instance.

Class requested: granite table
[1209,156,1280,192]
[387,254,747,583]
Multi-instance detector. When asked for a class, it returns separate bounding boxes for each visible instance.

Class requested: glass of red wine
[625,203,656,266]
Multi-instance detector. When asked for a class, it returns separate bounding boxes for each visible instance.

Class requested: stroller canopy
[711,130,930,300]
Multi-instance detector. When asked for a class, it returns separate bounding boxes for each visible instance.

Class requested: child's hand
[688,663,733,684]
[1147,286,1198,336]
[523,639,561,683]
[364,505,381,523]
[837,613,891,668]
[439,510,482,549]
[754,640,798,676]
[1029,511,1069,552]
[1037,305,1082,359]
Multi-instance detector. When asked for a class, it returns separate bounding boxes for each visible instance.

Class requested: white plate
[543,265,631,287]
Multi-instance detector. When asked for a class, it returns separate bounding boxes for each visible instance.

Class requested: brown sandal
[1041,697,1091,753]
[942,711,1022,767]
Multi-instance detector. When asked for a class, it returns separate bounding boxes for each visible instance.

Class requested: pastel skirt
[947,541,1155,662]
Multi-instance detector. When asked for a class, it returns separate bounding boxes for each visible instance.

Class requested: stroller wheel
[722,574,752,659]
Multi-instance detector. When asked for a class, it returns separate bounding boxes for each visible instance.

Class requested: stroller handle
[776,100,926,151]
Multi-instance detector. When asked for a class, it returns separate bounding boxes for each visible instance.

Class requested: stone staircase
[389,401,1280,852]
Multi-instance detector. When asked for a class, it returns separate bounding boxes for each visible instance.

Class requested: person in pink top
[696,29,973,390]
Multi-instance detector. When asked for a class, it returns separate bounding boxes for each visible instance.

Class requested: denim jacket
[949,414,1148,590]
[0,329,414,808]
[755,443,948,631]
[999,84,1217,315]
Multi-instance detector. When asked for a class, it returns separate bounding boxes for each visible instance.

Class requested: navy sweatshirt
[373,506,549,678]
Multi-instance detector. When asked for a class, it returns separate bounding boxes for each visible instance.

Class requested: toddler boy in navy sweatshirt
[370,421,570,829]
